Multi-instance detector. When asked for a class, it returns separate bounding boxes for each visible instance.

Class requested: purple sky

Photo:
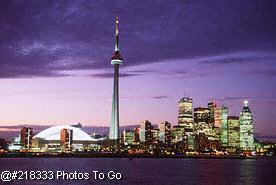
[0,1,276,138]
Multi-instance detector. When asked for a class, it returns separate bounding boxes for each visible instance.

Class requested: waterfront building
[171,126,187,153]
[0,138,6,150]
[60,128,73,151]
[109,16,123,142]
[178,97,194,149]
[33,125,102,152]
[172,126,185,143]
[122,130,135,145]
[240,100,254,151]
[152,128,160,143]
[178,97,193,130]
[159,121,171,146]
[20,127,33,149]
[139,120,153,144]
[194,133,209,152]
[134,128,140,143]
[227,116,240,151]
[214,107,222,128]
[213,106,228,147]
[220,106,229,147]
[194,107,211,134]
[213,107,222,141]
[208,102,217,127]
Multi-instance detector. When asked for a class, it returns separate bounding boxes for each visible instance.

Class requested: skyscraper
[213,105,228,146]
[140,120,153,144]
[208,102,217,127]
[159,121,171,146]
[122,130,135,146]
[178,97,193,129]
[193,107,211,135]
[240,100,254,151]
[178,97,194,150]
[227,116,240,150]
[109,16,123,142]
[220,106,228,147]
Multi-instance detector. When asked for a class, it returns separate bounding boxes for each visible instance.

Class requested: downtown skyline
[0,0,276,139]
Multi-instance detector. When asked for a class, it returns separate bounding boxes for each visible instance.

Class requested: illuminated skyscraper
[194,107,211,135]
[109,16,123,141]
[240,100,254,151]
[213,105,228,146]
[220,106,228,147]
[208,102,217,127]
[152,128,160,143]
[139,120,153,144]
[172,126,185,143]
[227,116,240,150]
[122,130,135,146]
[178,97,194,150]
[213,106,222,141]
[159,121,171,145]
[178,97,193,129]
[134,128,140,143]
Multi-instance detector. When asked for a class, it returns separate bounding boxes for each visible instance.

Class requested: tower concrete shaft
[109,16,123,141]
[110,64,119,140]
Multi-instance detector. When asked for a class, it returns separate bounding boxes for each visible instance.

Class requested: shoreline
[0,153,274,159]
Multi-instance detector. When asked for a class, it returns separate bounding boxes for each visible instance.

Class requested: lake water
[0,158,276,185]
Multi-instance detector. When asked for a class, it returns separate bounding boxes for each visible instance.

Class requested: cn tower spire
[115,16,119,52]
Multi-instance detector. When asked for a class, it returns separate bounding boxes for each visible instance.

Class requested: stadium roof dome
[33,125,98,141]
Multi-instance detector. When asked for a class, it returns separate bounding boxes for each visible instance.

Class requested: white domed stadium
[32,125,104,151]
[34,125,97,142]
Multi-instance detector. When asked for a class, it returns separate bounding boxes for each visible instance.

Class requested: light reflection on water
[0,158,276,185]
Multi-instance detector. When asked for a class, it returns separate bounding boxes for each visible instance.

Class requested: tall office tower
[214,107,222,128]
[193,107,211,135]
[60,128,73,151]
[227,116,240,151]
[213,106,222,141]
[139,120,153,144]
[213,105,228,145]
[151,128,160,143]
[20,127,33,149]
[159,121,171,145]
[220,106,229,147]
[134,128,140,143]
[178,97,194,150]
[240,100,254,151]
[178,97,193,129]
[109,16,123,142]
[171,126,185,143]
[122,130,135,146]
[208,102,217,127]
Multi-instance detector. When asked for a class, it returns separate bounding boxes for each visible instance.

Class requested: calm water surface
[0,158,276,185]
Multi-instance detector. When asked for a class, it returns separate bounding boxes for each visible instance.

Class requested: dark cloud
[247,69,276,77]
[0,0,275,78]
[90,72,140,79]
[152,95,169,100]
[217,95,276,101]
[198,52,276,65]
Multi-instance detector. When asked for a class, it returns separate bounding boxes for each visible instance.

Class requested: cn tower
[109,16,123,142]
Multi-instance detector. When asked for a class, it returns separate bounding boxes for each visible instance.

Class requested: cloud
[247,70,276,77]
[152,95,169,100]
[90,72,141,79]
[0,0,275,78]
[198,52,276,65]
[217,95,276,101]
